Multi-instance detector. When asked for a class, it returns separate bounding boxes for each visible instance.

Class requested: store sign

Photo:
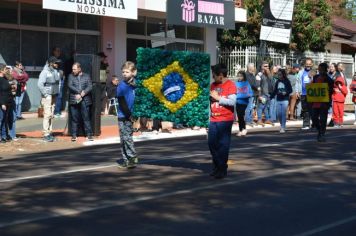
[42,0,137,19]
[260,0,295,44]
[167,0,235,29]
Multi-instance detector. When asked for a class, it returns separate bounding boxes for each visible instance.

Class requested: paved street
[0,126,355,236]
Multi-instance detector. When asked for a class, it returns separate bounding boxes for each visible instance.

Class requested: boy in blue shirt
[116,61,138,168]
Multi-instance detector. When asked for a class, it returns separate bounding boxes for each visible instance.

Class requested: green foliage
[219,0,333,52]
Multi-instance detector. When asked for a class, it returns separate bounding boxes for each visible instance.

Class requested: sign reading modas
[306,83,330,103]
[167,0,235,29]
[42,0,137,19]
[260,0,295,44]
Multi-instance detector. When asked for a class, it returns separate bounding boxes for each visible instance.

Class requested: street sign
[260,0,295,44]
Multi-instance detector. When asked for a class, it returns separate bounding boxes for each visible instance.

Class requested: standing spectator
[208,64,237,179]
[298,58,314,130]
[98,52,110,115]
[337,62,348,86]
[116,61,138,168]
[311,63,333,142]
[269,65,279,124]
[0,64,12,143]
[287,64,300,120]
[11,61,29,120]
[257,61,273,126]
[327,63,338,127]
[349,74,356,125]
[245,63,258,126]
[271,69,292,133]
[38,56,61,142]
[5,66,18,141]
[51,47,65,118]
[235,71,253,137]
[68,62,94,141]
[332,70,348,127]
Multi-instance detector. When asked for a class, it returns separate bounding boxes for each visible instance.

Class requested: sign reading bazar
[42,0,137,19]
[167,0,235,29]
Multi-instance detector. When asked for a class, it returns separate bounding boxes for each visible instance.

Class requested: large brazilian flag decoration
[134,48,211,127]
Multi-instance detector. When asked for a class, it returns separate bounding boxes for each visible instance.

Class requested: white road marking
[0,160,350,229]
[0,133,354,183]
[293,215,356,236]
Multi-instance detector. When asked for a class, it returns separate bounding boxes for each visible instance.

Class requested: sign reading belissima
[42,0,137,19]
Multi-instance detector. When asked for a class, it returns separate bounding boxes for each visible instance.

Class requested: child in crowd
[349,74,356,125]
[332,70,348,127]
[235,71,253,137]
[116,61,138,168]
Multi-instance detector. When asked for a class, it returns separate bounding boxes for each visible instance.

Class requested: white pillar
[204,27,217,65]
[114,18,127,76]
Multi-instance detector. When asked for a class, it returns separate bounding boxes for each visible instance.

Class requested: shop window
[127,39,146,62]
[50,11,75,29]
[147,17,166,36]
[77,14,99,31]
[49,32,75,61]
[0,1,18,24]
[167,25,186,39]
[21,3,47,26]
[127,16,145,35]
[166,42,186,51]
[187,26,204,40]
[76,35,98,54]
[21,30,48,66]
[186,43,204,52]
[0,28,20,66]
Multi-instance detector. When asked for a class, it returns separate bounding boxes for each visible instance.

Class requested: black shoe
[1,138,6,143]
[209,168,219,176]
[86,135,94,141]
[214,170,227,179]
[71,136,77,142]
[328,120,334,127]
[17,116,24,120]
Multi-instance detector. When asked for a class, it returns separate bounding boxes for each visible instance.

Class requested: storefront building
[0,0,246,111]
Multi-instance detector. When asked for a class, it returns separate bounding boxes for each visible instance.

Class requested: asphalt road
[0,127,355,236]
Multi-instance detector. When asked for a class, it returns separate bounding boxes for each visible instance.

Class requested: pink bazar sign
[167,0,235,29]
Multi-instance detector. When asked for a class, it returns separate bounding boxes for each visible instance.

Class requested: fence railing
[218,46,355,105]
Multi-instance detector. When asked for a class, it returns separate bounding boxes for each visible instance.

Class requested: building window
[76,35,99,54]
[77,14,100,31]
[50,11,75,29]
[0,1,18,24]
[127,16,145,35]
[127,39,147,62]
[21,3,47,26]
[21,30,48,66]
[0,28,20,65]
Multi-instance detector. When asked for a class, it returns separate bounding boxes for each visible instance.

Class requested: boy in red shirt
[208,64,237,179]
[332,72,348,127]
[350,74,356,125]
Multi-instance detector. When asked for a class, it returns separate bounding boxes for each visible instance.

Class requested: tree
[326,0,353,20]
[219,0,333,52]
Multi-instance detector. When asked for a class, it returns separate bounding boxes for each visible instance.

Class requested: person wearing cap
[37,56,61,142]
[208,63,237,179]
[287,63,301,120]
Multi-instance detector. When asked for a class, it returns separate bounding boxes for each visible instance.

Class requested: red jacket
[350,80,356,103]
[332,76,348,103]
[11,68,29,92]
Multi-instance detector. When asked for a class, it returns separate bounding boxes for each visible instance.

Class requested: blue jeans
[70,102,93,137]
[0,108,6,139]
[276,100,289,129]
[245,96,255,124]
[270,98,277,122]
[257,97,271,121]
[54,79,64,115]
[15,92,25,118]
[208,121,233,171]
[7,103,16,139]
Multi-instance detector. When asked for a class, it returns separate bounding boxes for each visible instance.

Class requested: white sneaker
[280,128,285,133]
[354,121,356,125]
[241,129,247,136]
[236,131,242,137]
[152,130,159,135]
[301,127,310,130]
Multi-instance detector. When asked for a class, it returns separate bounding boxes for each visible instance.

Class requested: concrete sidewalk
[18,111,355,147]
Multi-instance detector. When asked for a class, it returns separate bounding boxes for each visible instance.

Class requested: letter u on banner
[306,83,329,103]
